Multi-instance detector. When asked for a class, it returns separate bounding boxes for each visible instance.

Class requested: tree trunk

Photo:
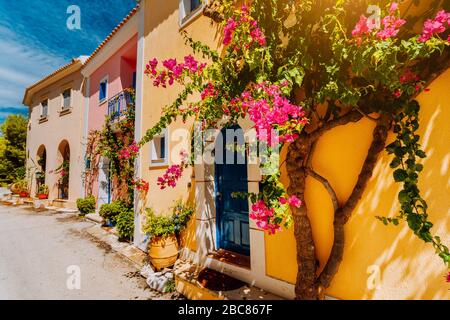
[287,134,319,300]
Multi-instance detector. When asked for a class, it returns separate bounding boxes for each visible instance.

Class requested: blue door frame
[215,126,250,256]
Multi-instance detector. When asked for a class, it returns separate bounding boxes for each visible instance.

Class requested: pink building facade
[81,11,138,207]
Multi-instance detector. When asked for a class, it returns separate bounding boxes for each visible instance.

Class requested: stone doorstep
[173,259,284,301]
[85,213,103,224]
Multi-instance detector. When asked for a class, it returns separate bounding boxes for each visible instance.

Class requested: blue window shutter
[160,136,166,160]
[99,81,107,101]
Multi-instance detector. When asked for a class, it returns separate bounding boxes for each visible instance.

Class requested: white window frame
[150,128,169,167]
[179,0,206,28]
[41,99,48,118]
[61,87,72,110]
[99,75,109,104]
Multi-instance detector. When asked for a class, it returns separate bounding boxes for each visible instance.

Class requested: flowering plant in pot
[16,179,29,198]
[37,184,49,199]
[142,202,194,270]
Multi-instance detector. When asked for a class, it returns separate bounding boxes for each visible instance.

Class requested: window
[62,88,71,109]
[150,128,168,166]
[99,77,108,102]
[190,0,201,11]
[41,99,48,118]
[85,157,91,170]
[180,0,204,26]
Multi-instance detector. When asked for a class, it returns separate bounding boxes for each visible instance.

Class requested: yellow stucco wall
[141,0,449,299]
[265,69,450,299]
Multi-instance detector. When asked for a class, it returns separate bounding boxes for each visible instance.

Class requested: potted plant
[37,184,49,199]
[143,202,194,271]
[16,179,29,198]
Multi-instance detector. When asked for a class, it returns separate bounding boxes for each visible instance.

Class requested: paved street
[0,205,154,300]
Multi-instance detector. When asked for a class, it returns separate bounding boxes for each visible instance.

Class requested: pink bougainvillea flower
[376,15,406,40]
[201,82,217,100]
[389,2,399,13]
[133,178,149,193]
[223,18,238,45]
[249,200,282,235]
[222,7,266,48]
[147,54,206,88]
[288,195,302,208]
[156,149,188,189]
[250,27,266,46]
[446,271,450,282]
[393,89,402,98]
[399,68,420,84]
[118,141,140,160]
[352,15,371,38]
[418,10,450,42]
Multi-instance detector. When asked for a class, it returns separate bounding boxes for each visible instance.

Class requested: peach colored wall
[86,35,137,200]
[140,0,222,249]
[26,69,85,204]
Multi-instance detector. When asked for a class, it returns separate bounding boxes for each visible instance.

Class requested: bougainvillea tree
[139,0,450,299]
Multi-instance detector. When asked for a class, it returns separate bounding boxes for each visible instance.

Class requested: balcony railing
[107,90,133,121]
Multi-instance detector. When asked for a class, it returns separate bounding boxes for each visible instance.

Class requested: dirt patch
[198,268,246,291]
[67,228,113,254]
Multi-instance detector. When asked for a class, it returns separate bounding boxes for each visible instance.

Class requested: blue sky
[0,0,136,124]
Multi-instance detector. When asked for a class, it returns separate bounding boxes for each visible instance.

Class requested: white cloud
[0,27,67,107]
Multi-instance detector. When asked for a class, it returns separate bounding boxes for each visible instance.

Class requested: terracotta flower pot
[148,234,179,271]
[38,194,48,200]
[19,191,29,198]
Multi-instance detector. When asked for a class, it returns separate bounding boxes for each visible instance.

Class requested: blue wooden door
[215,126,250,256]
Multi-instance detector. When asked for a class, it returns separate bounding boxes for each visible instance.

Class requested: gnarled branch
[317,114,391,288]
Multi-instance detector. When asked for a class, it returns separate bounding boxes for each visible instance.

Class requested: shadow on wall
[265,70,450,299]
[326,69,450,300]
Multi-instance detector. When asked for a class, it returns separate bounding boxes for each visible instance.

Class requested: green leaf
[393,169,408,182]
[398,190,410,204]
[390,157,401,169]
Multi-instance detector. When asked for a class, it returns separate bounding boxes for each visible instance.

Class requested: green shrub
[99,200,127,224]
[143,209,175,238]
[142,202,194,238]
[116,209,134,241]
[37,184,49,195]
[76,195,96,216]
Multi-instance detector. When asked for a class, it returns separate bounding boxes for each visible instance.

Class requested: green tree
[0,114,27,185]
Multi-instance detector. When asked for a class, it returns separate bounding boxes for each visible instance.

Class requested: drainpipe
[81,76,90,198]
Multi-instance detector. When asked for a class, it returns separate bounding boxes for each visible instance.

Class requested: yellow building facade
[134,1,449,299]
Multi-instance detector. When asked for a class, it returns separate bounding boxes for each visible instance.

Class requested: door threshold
[207,249,250,270]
